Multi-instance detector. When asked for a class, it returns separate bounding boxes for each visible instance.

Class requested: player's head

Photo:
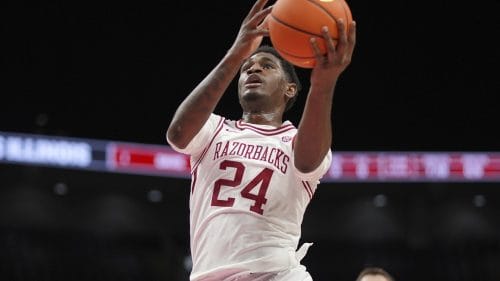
[355,267,395,281]
[238,45,301,113]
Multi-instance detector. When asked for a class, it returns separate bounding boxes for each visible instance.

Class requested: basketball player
[355,267,395,281]
[166,0,356,280]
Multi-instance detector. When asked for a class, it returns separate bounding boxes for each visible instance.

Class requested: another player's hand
[229,0,272,60]
[309,19,356,85]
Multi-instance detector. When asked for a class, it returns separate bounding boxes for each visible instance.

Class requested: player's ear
[285,83,297,99]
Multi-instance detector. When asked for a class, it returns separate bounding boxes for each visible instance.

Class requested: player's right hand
[229,0,272,60]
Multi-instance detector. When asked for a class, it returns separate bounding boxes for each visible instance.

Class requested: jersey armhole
[167,114,224,156]
[292,148,333,182]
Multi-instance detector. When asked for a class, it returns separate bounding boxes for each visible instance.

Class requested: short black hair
[251,45,301,112]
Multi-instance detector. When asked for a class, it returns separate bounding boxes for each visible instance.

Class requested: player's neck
[241,112,283,127]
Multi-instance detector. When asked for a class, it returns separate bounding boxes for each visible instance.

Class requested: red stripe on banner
[449,155,464,176]
[484,156,500,177]
[111,145,189,174]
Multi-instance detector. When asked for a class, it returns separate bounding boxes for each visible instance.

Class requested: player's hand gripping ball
[267,0,353,68]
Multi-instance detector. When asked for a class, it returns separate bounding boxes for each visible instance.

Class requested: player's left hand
[309,19,356,85]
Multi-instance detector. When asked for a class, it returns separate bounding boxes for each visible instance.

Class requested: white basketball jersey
[167,113,331,281]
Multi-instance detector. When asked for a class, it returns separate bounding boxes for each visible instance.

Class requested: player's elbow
[166,125,188,149]
[294,146,329,173]
[294,159,322,174]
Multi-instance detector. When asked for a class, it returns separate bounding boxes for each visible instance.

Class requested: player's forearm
[167,52,245,149]
[294,82,336,173]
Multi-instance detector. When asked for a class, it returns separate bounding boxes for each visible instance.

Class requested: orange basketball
[267,0,353,68]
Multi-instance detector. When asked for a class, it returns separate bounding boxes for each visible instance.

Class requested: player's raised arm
[293,19,356,173]
[166,0,272,149]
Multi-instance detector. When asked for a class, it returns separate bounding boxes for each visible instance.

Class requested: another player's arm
[293,20,356,173]
[167,0,271,149]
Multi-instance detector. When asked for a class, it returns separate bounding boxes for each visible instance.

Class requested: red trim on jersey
[191,116,225,172]
[191,167,198,194]
[302,181,313,199]
[305,181,315,196]
[235,120,295,136]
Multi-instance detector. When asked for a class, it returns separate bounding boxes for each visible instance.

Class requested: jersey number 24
[211,160,273,215]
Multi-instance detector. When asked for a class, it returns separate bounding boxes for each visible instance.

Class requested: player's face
[238,52,290,111]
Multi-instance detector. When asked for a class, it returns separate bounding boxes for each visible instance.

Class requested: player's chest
[209,131,293,175]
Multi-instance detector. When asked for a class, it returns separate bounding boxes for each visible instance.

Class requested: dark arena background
[2,0,500,280]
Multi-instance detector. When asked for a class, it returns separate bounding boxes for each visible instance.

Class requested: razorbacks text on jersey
[167,113,332,281]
